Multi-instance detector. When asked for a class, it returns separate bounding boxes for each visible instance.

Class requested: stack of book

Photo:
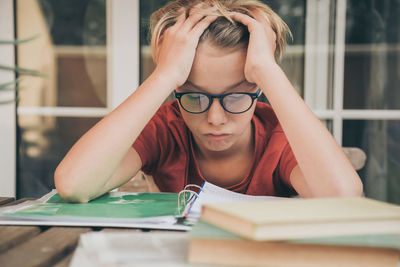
[187,197,400,267]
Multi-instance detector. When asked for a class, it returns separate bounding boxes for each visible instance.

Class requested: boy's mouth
[204,133,231,140]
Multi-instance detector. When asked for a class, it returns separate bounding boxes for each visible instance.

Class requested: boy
[54,0,363,202]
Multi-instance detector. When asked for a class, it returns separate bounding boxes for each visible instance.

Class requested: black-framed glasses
[174,88,261,114]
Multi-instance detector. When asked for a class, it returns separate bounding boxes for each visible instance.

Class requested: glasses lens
[180,93,210,113]
[223,94,253,113]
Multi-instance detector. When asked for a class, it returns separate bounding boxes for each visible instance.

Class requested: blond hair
[150,0,292,61]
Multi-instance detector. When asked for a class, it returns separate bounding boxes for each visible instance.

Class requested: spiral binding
[176,184,204,219]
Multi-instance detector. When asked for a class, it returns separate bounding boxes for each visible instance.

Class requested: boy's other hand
[229,11,278,85]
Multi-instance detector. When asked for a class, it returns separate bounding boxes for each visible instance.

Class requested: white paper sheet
[70,231,205,267]
[186,182,283,223]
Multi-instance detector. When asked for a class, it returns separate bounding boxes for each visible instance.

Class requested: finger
[231,11,276,44]
[180,4,217,33]
[251,10,275,36]
[250,9,269,24]
[190,15,218,39]
[229,12,258,32]
[180,12,207,33]
[230,11,277,57]
[247,10,276,38]
[172,11,187,29]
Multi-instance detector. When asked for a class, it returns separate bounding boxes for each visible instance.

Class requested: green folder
[0,190,192,230]
[11,191,180,218]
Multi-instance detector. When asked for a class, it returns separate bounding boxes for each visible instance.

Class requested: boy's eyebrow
[183,80,254,92]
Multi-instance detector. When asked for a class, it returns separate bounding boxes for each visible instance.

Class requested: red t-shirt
[133,101,298,197]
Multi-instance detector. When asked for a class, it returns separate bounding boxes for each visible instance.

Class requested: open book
[183,182,283,224]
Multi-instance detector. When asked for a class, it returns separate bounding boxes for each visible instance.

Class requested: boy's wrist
[252,62,281,87]
[149,68,180,94]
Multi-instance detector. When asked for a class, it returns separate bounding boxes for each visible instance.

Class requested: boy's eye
[225,94,248,104]
[228,94,246,100]
[186,94,202,101]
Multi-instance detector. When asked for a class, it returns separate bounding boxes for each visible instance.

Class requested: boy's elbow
[353,179,364,197]
[54,167,90,203]
[335,175,364,197]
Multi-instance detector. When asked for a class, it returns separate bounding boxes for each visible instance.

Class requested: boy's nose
[207,99,227,126]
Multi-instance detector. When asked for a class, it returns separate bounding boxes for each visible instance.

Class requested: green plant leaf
[0,78,22,90]
[0,65,48,77]
[0,86,24,92]
[0,35,40,45]
[0,86,16,91]
[0,35,43,105]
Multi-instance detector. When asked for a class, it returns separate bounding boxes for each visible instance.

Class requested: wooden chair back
[343,147,367,171]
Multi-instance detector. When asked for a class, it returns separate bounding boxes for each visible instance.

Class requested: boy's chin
[203,140,234,153]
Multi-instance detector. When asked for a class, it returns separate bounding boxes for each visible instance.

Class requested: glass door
[304,0,400,204]
[341,0,400,204]
[15,0,139,198]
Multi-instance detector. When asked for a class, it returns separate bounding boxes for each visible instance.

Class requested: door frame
[0,0,17,197]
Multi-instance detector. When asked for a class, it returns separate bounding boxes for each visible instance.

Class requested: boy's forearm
[255,64,363,197]
[54,71,176,202]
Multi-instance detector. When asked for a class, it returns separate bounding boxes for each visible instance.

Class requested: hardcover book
[201,197,400,240]
[188,221,400,267]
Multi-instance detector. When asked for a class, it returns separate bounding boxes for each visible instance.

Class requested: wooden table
[0,197,146,267]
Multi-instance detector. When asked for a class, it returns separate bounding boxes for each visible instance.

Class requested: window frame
[304,0,400,146]
[1,0,140,198]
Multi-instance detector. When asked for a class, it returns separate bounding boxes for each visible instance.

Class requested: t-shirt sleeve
[278,142,298,188]
[132,118,162,175]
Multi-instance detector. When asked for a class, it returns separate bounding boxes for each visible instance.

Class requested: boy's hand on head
[229,11,278,85]
[154,5,218,90]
